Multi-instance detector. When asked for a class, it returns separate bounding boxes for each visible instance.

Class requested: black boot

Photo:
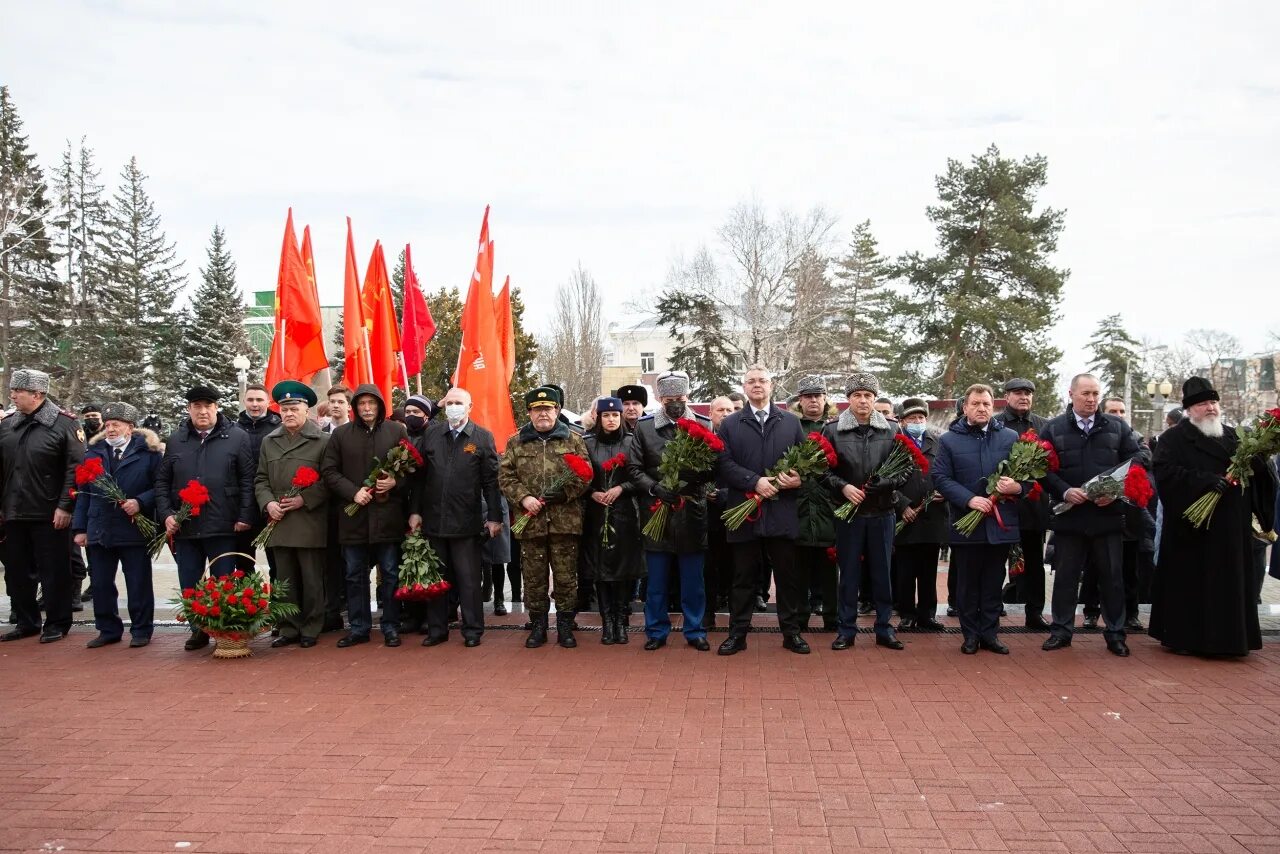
[525,613,548,648]
[614,610,630,644]
[557,613,577,649]
[600,612,615,644]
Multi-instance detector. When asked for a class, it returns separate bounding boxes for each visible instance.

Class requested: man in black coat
[1040,373,1143,656]
[411,387,503,648]
[1150,377,1277,656]
[893,398,949,631]
[0,369,84,643]
[235,382,281,574]
[715,365,808,655]
[156,386,255,651]
[993,378,1051,629]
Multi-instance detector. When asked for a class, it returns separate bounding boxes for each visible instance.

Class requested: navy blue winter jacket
[932,418,1022,546]
[715,404,806,543]
[71,429,162,548]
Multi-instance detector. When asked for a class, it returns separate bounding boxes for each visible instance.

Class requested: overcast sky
[5,1,1278,390]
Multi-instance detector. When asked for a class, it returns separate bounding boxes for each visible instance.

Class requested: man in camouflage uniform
[499,386,591,649]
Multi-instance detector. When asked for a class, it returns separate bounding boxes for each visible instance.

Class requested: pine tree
[830,221,894,381]
[655,289,738,400]
[183,225,253,415]
[1086,313,1144,400]
[98,156,186,414]
[886,145,1067,399]
[0,85,62,396]
[415,286,464,397]
[780,244,835,392]
[329,315,345,382]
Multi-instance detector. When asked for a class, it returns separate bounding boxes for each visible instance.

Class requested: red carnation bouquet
[394,529,450,601]
[72,456,158,540]
[1183,407,1280,528]
[896,490,939,535]
[955,429,1057,535]
[722,431,837,530]
[511,453,594,535]
[834,433,929,521]
[252,466,322,549]
[344,438,424,516]
[599,452,629,546]
[642,418,724,541]
[176,568,298,642]
[149,479,211,558]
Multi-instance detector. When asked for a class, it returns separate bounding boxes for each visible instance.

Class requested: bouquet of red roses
[149,479,210,558]
[177,568,298,643]
[72,457,158,540]
[252,466,322,549]
[834,434,929,521]
[955,429,1057,536]
[511,453,594,535]
[344,438,424,516]
[599,452,629,546]
[393,529,451,601]
[1183,407,1280,528]
[642,418,724,541]
[722,431,837,530]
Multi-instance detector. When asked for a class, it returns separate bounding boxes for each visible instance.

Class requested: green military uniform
[498,388,591,625]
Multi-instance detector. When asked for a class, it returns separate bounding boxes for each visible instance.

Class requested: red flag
[455,207,516,450]
[265,209,328,392]
[361,241,403,404]
[342,218,372,389]
[400,244,436,377]
[494,275,515,385]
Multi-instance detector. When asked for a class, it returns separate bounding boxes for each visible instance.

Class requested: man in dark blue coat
[716,365,808,655]
[72,402,161,648]
[933,384,1024,654]
[156,386,255,651]
[1040,373,1142,656]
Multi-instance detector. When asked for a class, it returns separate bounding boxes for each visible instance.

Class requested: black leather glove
[1210,477,1231,494]
[864,475,891,495]
[653,484,680,504]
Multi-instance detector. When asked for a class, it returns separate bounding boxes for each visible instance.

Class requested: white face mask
[105,434,129,449]
[444,404,467,425]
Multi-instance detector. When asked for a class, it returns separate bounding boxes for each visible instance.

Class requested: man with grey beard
[1149,377,1276,656]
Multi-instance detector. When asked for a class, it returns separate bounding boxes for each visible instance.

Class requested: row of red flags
[263,206,517,450]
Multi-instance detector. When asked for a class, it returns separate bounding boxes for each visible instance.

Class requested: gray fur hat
[796,375,825,396]
[654,370,690,398]
[101,401,140,425]
[843,371,879,397]
[10,368,50,394]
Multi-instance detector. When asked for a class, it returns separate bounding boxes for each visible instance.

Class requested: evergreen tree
[1086,313,1144,400]
[390,248,406,324]
[329,315,345,382]
[0,85,62,395]
[98,156,186,414]
[415,286,463,397]
[183,226,253,415]
[886,145,1067,399]
[655,289,738,400]
[830,221,894,380]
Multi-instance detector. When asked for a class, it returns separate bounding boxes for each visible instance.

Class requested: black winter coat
[237,410,281,526]
[716,404,806,543]
[993,407,1051,531]
[155,414,255,538]
[72,429,161,548]
[894,431,949,545]
[628,413,715,554]
[580,429,644,582]
[0,399,84,521]
[412,419,502,538]
[1041,411,1142,535]
[321,384,410,545]
[820,409,906,518]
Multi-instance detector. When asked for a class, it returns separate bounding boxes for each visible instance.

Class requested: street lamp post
[232,355,250,407]
[1147,379,1173,437]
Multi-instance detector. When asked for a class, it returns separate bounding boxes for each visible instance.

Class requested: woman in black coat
[580,398,644,644]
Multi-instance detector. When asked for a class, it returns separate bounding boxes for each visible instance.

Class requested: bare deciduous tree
[536,263,605,412]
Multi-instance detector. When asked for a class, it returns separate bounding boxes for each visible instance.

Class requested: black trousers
[425,536,484,641]
[730,538,804,636]
[236,525,278,578]
[895,543,941,623]
[1081,538,1139,622]
[1052,531,1125,640]
[490,562,520,602]
[4,521,73,635]
[797,544,837,628]
[953,543,1009,642]
[1013,528,1047,616]
[596,579,630,620]
[704,522,732,616]
[323,507,346,621]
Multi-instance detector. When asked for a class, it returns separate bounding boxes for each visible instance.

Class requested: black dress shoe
[184,631,210,651]
[980,638,1010,655]
[1041,635,1071,651]
[857,602,874,616]
[754,596,767,613]
[493,603,508,616]
[1,627,40,642]
[1107,638,1130,657]
[1124,617,1144,631]
[1082,615,1099,630]
[876,633,905,651]
[718,635,747,656]
[464,637,480,648]
[39,630,67,644]
[961,637,979,655]
[782,634,811,655]
[271,636,299,648]
[129,637,151,648]
[831,635,855,651]
[688,638,710,651]
[897,618,917,630]
[336,634,369,648]
[917,618,945,631]
[86,635,120,649]
[1025,614,1051,630]
[384,634,401,647]
[421,635,448,647]
[299,637,316,648]
[643,637,666,651]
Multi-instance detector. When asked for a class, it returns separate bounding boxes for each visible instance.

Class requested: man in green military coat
[255,381,329,648]
[498,386,591,649]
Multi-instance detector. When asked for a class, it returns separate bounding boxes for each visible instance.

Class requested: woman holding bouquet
[255,382,329,649]
[580,397,643,644]
[72,402,162,648]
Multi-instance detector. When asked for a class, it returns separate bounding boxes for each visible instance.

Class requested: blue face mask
[903,422,926,439]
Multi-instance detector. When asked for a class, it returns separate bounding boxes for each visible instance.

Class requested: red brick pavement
[2,627,1280,854]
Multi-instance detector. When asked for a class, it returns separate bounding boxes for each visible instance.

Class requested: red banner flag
[400,244,436,378]
[264,209,328,393]
[494,275,515,385]
[342,218,372,389]
[361,240,403,404]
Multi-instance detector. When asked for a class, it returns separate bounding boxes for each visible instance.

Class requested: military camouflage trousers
[520,533,578,616]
